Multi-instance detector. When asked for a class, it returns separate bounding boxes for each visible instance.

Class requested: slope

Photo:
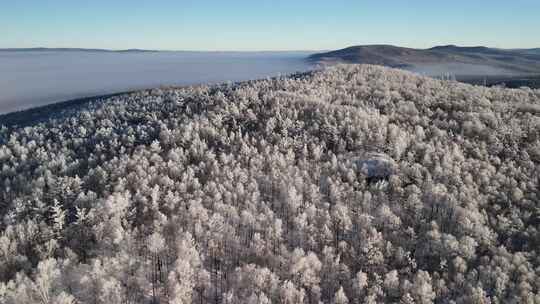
[1,65,539,304]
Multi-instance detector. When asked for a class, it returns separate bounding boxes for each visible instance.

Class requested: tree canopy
[1,64,539,303]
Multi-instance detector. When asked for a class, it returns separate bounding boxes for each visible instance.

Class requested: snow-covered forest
[1,65,539,303]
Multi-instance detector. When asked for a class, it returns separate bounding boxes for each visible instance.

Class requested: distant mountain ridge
[309,45,540,76]
[0,47,159,53]
[0,48,318,54]
[511,48,540,56]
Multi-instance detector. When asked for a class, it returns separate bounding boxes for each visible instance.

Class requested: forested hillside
[1,65,540,303]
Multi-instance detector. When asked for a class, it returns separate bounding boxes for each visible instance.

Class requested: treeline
[1,65,539,303]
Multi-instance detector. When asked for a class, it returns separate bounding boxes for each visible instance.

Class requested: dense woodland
[1,65,539,303]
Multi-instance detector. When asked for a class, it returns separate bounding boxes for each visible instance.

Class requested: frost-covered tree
[1,64,539,303]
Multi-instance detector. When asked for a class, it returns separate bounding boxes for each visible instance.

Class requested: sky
[1,0,539,51]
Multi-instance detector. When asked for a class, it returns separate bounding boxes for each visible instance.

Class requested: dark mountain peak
[429,44,459,50]
[308,44,443,67]
[310,45,418,59]
[429,45,502,55]
[310,46,392,67]
[338,44,414,53]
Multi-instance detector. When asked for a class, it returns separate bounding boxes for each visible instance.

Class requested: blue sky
[2,0,539,51]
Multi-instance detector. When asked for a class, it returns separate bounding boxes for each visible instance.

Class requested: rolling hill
[513,48,540,55]
[309,45,540,77]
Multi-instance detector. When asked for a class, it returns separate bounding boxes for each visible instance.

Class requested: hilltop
[1,65,539,303]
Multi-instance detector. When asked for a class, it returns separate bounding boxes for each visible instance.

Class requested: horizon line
[0,47,325,53]
[1,44,539,53]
